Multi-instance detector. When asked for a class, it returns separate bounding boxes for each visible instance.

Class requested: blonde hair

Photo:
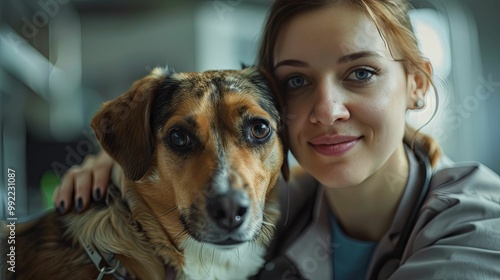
[257,0,441,167]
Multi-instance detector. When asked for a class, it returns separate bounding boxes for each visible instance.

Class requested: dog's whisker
[197,242,215,280]
[235,245,241,265]
[198,241,208,271]
[214,248,221,272]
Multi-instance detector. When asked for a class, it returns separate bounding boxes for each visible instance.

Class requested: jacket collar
[365,144,426,279]
[285,186,333,279]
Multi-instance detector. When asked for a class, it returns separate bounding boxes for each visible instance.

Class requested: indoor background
[1,0,499,218]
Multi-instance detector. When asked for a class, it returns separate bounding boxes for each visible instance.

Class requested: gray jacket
[256,145,500,280]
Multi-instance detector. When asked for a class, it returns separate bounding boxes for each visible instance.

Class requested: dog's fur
[1,66,288,280]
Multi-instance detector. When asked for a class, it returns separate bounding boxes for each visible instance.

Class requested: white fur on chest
[179,237,266,280]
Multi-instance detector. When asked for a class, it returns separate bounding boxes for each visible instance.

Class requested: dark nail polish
[58,200,65,214]
[94,188,101,201]
[76,197,83,212]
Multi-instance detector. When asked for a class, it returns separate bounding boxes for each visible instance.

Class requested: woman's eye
[346,67,378,83]
[286,75,308,89]
[354,69,371,80]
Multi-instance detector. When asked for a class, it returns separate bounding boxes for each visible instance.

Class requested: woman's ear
[407,60,432,110]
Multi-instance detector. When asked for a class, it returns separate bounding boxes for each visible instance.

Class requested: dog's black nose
[207,190,249,231]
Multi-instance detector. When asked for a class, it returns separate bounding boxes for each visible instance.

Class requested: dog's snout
[207,190,249,231]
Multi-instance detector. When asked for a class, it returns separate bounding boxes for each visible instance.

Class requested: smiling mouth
[309,136,361,156]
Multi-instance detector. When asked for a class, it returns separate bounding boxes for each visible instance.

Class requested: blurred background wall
[1,0,499,217]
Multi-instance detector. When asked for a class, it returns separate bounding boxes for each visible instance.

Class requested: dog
[1,66,289,280]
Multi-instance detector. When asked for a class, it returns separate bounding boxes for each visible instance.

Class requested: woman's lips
[309,135,361,156]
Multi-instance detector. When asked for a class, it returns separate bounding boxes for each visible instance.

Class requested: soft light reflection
[406,8,452,137]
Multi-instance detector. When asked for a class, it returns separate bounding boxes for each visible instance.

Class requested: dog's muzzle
[184,189,257,246]
[206,190,250,233]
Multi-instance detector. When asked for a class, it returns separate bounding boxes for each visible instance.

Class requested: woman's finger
[91,152,114,201]
[54,169,76,214]
[74,169,93,213]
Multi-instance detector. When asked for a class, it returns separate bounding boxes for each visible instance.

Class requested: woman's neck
[324,143,409,242]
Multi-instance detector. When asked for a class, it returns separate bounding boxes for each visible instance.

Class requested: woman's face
[273,4,415,188]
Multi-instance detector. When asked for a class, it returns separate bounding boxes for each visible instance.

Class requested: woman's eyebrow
[273,59,309,70]
[274,51,383,70]
[337,51,383,64]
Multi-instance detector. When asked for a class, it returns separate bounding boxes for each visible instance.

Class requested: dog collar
[82,240,132,280]
[82,240,177,280]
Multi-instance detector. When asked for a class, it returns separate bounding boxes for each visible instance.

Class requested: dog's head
[91,66,287,249]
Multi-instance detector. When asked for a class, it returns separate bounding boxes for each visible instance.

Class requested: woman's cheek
[284,98,303,126]
[285,101,306,148]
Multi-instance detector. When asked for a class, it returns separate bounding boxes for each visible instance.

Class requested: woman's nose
[310,81,350,125]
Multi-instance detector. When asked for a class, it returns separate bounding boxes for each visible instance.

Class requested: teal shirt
[331,216,378,280]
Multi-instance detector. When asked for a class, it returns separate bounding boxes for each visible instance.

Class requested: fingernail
[58,200,65,214]
[76,197,83,212]
[94,188,101,201]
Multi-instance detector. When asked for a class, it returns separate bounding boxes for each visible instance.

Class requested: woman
[54,0,500,279]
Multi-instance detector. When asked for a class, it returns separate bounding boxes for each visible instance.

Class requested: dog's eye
[165,127,197,154]
[169,129,191,148]
[250,121,271,140]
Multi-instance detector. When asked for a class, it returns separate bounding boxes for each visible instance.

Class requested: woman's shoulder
[392,157,500,279]
[421,155,500,222]
[429,155,500,201]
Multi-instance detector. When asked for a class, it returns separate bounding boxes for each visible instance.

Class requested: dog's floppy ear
[258,68,290,182]
[91,69,167,181]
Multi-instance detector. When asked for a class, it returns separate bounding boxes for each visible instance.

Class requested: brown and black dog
[1,66,289,280]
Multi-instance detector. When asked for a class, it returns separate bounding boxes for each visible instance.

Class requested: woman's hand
[53,150,114,214]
